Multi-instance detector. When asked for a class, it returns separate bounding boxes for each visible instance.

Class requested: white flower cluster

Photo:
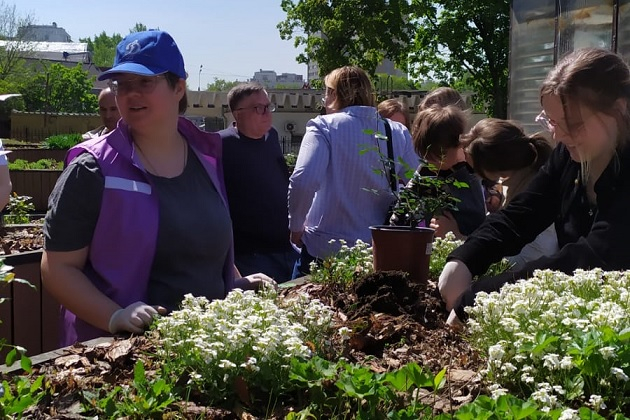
[153,290,334,396]
[467,269,630,412]
[310,239,374,285]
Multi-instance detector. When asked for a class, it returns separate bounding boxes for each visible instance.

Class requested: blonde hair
[324,66,375,111]
[419,87,467,111]
[378,99,410,127]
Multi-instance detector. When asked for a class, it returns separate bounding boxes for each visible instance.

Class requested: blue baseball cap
[98,30,186,81]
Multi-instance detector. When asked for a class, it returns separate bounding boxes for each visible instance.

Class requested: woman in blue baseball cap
[41,30,274,347]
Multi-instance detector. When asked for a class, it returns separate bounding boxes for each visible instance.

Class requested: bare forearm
[41,252,120,332]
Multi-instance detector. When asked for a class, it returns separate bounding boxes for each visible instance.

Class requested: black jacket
[451,143,630,314]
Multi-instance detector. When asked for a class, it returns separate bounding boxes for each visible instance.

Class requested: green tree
[278,0,414,79]
[408,0,510,118]
[205,78,241,92]
[277,0,509,118]
[80,31,123,67]
[0,1,36,82]
[80,23,154,67]
[21,63,97,113]
[375,73,418,92]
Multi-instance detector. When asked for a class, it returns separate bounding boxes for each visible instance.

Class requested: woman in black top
[439,48,630,325]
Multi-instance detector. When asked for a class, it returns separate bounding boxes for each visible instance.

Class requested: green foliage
[447,394,620,420]
[408,0,510,117]
[8,159,63,170]
[84,360,175,418]
[80,24,153,67]
[391,165,466,228]
[43,133,82,149]
[205,77,241,92]
[278,0,414,78]
[0,92,24,116]
[309,239,373,290]
[153,291,334,409]
[21,63,98,113]
[288,357,440,418]
[284,152,298,167]
[0,375,46,417]
[80,31,123,67]
[375,73,418,94]
[4,192,34,224]
[467,269,630,415]
[278,0,509,117]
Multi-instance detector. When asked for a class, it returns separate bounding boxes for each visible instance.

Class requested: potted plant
[370,159,467,284]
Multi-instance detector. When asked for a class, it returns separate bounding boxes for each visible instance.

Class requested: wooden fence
[10,170,63,212]
[0,250,60,359]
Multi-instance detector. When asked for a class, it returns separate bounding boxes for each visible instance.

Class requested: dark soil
[3,270,486,418]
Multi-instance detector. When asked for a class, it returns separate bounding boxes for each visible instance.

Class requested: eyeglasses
[108,75,165,96]
[535,110,587,134]
[234,103,276,115]
[535,110,558,132]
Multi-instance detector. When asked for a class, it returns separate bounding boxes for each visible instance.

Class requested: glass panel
[508,0,556,134]
[618,0,630,61]
[557,0,613,57]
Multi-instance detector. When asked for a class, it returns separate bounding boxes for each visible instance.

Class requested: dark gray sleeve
[43,153,104,251]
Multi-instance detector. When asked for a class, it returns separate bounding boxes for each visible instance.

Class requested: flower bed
[1,237,628,419]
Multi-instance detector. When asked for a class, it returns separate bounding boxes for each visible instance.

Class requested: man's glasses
[234,103,276,115]
[108,75,165,96]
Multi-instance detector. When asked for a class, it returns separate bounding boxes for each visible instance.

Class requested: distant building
[1,23,107,91]
[306,31,406,82]
[251,69,304,89]
[308,58,405,82]
[17,22,72,42]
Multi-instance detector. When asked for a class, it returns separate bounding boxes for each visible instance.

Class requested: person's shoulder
[217,125,238,140]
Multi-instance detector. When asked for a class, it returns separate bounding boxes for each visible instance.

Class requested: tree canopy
[21,63,97,113]
[80,23,153,67]
[278,0,414,78]
[205,78,242,92]
[277,0,510,117]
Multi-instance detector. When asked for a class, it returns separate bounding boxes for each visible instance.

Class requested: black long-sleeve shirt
[451,142,630,311]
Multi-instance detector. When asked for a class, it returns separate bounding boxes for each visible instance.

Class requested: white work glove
[438,260,473,311]
[108,301,164,334]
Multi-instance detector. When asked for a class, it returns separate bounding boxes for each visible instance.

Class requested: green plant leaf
[433,367,446,390]
[20,354,32,373]
[5,348,17,366]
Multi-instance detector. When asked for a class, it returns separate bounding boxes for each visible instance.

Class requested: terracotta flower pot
[369,225,435,284]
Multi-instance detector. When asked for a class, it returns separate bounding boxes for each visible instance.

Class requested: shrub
[467,269,630,415]
[8,159,63,170]
[43,134,82,150]
[153,290,334,406]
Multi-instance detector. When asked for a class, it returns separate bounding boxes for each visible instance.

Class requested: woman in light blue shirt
[288,66,419,278]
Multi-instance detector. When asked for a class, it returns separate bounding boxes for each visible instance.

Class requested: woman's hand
[430,211,463,239]
[234,272,278,292]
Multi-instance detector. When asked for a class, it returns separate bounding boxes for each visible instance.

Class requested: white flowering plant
[430,232,512,280]
[153,289,334,406]
[309,239,374,289]
[466,268,630,415]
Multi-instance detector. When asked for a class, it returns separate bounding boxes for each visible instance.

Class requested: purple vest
[60,117,235,346]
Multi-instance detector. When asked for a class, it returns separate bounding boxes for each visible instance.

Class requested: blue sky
[16,0,307,89]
